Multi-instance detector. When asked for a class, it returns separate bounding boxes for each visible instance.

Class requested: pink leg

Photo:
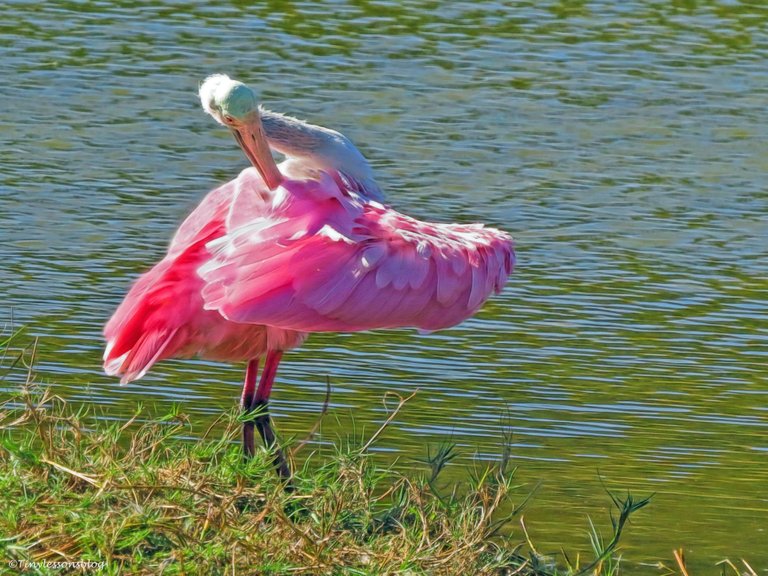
[241,359,260,458]
[255,350,282,404]
[244,351,291,482]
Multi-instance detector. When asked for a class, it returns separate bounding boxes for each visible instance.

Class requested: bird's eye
[224,115,234,124]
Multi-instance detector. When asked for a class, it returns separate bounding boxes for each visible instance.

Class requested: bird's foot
[241,402,293,487]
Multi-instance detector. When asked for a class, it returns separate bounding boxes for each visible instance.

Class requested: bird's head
[200,74,258,125]
[199,74,283,190]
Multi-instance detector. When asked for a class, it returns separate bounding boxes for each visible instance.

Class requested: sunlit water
[1,1,767,572]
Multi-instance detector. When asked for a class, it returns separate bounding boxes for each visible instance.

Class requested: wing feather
[199,172,514,332]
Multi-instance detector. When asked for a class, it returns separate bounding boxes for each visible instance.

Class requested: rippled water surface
[2,1,767,571]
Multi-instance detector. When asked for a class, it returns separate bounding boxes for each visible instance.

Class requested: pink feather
[104,166,514,382]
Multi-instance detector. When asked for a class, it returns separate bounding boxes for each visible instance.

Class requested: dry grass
[0,383,547,575]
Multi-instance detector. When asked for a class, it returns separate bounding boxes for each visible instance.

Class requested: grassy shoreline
[0,381,652,576]
[0,334,754,575]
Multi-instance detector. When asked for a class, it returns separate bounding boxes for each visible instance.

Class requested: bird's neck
[259,107,380,199]
[260,108,336,156]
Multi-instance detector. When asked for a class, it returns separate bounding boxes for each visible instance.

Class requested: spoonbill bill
[103,75,515,480]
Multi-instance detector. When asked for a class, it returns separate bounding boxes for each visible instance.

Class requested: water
[1,1,767,571]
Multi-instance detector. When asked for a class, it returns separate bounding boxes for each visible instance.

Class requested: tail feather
[103,252,202,383]
[103,187,230,384]
[106,327,178,385]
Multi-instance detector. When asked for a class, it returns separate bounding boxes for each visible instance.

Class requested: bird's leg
[240,359,260,458]
[252,350,292,482]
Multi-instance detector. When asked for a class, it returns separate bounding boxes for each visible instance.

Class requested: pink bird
[104,75,515,480]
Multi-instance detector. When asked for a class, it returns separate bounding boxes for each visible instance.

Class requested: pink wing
[199,171,515,333]
[103,176,241,382]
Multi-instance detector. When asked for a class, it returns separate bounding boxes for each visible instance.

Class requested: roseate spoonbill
[103,75,515,481]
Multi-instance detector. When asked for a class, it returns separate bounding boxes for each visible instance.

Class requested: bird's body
[104,164,513,383]
[103,75,515,479]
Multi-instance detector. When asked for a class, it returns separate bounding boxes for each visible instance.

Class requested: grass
[0,332,755,575]
[0,384,649,576]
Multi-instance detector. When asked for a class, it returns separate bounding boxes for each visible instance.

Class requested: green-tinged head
[200,74,258,124]
[218,82,257,119]
[198,73,284,190]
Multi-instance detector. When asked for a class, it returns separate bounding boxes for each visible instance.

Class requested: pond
[1,1,766,572]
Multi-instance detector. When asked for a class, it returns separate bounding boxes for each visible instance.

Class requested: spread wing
[198,172,514,333]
